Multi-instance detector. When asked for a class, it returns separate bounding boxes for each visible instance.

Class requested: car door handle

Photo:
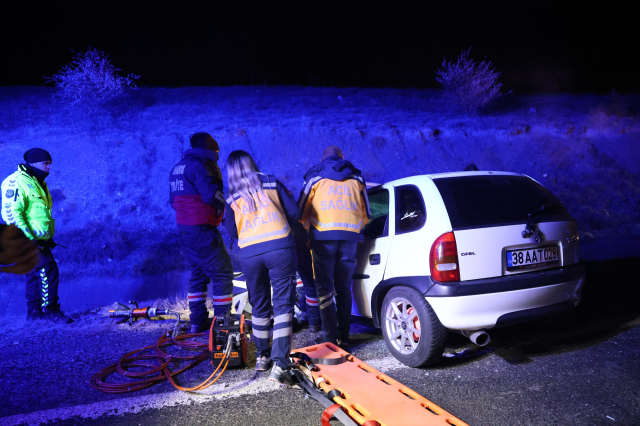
[353,274,370,279]
[369,254,381,265]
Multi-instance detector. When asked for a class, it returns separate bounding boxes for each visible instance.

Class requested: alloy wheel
[384,296,422,355]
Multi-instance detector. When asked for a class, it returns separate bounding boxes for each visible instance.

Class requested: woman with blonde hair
[224,150,299,383]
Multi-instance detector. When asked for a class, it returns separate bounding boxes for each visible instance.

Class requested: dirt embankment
[1,87,638,313]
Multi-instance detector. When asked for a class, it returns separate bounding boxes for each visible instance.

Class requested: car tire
[381,286,446,367]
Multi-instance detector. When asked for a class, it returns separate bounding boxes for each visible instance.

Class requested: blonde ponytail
[226,150,267,212]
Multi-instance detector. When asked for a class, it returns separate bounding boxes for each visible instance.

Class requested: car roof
[428,171,523,179]
[369,171,526,189]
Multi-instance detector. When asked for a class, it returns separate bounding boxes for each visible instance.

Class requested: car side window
[395,185,426,235]
[363,189,389,239]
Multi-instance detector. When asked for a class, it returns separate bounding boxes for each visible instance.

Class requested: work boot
[43,305,74,324]
[340,332,351,345]
[190,317,213,333]
[292,319,309,333]
[255,355,273,371]
[268,365,294,384]
[26,309,45,320]
[309,323,321,333]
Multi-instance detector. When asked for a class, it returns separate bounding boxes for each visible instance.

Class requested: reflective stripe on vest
[229,186,290,249]
[311,217,363,230]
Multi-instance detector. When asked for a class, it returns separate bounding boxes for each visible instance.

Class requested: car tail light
[429,232,460,282]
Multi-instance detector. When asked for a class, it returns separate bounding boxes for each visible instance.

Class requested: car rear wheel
[381,287,446,367]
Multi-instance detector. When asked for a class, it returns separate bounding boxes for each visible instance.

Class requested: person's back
[170,147,225,227]
[298,150,369,242]
[225,173,296,257]
[169,133,233,333]
[298,146,370,346]
[224,150,299,383]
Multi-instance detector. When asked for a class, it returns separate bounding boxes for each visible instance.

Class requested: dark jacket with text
[169,148,225,226]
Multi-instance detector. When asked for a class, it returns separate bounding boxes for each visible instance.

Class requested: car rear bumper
[425,267,585,330]
[425,264,585,297]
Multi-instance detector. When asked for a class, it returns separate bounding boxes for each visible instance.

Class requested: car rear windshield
[433,175,573,230]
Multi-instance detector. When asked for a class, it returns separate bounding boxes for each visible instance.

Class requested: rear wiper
[527,202,555,219]
[522,203,555,239]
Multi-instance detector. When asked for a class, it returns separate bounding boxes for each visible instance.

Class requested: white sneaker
[268,365,293,384]
[255,355,273,371]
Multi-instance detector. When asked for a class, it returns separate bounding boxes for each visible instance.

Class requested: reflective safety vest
[1,165,55,241]
[298,157,370,241]
[306,178,366,233]
[226,176,298,257]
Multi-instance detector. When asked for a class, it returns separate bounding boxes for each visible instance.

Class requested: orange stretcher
[290,342,469,426]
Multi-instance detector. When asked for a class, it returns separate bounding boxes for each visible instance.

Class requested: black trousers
[178,225,234,327]
[295,241,321,327]
[25,245,59,313]
[311,240,358,343]
[241,247,297,368]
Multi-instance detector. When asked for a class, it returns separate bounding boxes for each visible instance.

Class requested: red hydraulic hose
[90,326,229,393]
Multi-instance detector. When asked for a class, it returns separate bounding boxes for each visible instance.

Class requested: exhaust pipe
[453,329,491,346]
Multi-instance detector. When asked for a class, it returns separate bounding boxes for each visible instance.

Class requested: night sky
[2,1,639,93]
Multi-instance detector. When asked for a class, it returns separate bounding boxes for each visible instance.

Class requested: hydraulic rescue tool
[91,313,248,393]
[107,303,182,338]
[209,314,247,368]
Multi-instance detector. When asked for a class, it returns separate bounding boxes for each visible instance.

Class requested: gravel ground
[1,259,639,425]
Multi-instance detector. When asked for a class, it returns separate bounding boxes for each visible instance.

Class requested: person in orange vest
[298,146,370,346]
[224,150,299,383]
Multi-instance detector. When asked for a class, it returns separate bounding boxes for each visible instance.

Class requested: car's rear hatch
[432,174,580,281]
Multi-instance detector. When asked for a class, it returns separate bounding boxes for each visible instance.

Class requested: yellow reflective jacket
[225,174,299,258]
[1,165,55,241]
[298,156,370,241]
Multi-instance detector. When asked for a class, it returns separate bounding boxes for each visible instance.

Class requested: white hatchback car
[352,171,585,367]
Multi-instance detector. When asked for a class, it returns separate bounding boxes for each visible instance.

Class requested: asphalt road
[1,259,639,426]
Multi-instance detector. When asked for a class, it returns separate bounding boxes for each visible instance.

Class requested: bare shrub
[436,48,502,114]
[45,48,140,113]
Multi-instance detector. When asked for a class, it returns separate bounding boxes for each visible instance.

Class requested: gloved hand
[0,224,41,274]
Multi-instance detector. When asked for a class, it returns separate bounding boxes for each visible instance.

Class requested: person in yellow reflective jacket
[298,145,370,346]
[1,148,72,323]
[224,150,299,384]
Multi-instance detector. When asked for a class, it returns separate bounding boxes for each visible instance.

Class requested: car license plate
[506,246,560,271]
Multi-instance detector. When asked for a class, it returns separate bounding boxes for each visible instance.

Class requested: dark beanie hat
[23,148,52,163]
[190,133,219,151]
[322,145,343,160]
